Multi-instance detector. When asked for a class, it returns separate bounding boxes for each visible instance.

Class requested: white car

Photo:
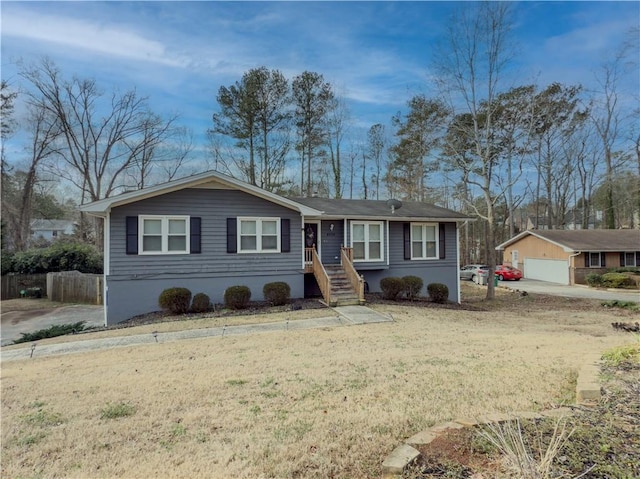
[459,264,489,281]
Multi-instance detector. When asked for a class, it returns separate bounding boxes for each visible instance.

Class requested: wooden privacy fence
[1,274,47,299]
[46,271,104,305]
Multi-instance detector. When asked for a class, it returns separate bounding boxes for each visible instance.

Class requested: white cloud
[2,7,190,68]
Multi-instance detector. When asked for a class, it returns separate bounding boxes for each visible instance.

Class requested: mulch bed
[117,297,328,328]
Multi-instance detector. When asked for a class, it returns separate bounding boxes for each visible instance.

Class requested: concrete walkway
[0,306,392,362]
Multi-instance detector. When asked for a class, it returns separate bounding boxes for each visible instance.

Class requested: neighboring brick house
[496,229,640,285]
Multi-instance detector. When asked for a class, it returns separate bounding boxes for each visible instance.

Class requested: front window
[351,221,383,261]
[140,216,189,254]
[238,218,280,253]
[589,252,602,268]
[411,223,438,259]
[624,252,636,267]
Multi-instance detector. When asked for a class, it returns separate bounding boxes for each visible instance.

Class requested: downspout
[457,222,462,304]
[103,208,111,328]
[301,214,305,270]
[568,250,582,286]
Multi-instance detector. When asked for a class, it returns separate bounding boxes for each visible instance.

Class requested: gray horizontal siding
[105,271,304,325]
[110,188,302,276]
[356,222,459,302]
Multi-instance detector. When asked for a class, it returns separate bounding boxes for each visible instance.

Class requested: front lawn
[0,286,635,478]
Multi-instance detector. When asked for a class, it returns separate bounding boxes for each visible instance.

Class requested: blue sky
[2,1,639,169]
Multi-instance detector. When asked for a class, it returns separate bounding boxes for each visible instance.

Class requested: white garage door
[524,258,569,285]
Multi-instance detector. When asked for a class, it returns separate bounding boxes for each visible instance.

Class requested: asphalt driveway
[1,305,104,346]
[501,278,640,302]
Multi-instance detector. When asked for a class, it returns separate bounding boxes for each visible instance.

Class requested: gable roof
[78,170,323,217]
[496,229,640,252]
[290,197,472,221]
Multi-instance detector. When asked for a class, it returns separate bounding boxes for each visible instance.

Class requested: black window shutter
[227,218,237,253]
[620,252,625,267]
[601,252,606,267]
[584,252,590,267]
[439,223,446,259]
[281,219,290,252]
[126,216,138,255]
[636,252,640,267]
[190,217,201,254]
[403,223,411,260]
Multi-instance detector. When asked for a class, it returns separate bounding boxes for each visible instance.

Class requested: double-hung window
[139,216,189,254]
[411,223,438,259]
[238,218,280,253]
[589,252,602,268]
[623,252,636,267]
[351,221,383,261]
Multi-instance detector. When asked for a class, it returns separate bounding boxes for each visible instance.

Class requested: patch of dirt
[409,428,501,478]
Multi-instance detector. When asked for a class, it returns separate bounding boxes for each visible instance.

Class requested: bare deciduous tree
[434,2,514,299]
[19,58,176,245]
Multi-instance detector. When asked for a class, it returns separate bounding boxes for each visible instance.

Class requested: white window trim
[350,221,384,262]
[237,217,281,253]
[138,215,190,255]
[410,222,439,260]
[588,252,602,268]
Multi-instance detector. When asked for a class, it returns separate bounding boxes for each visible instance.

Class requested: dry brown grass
[1,286,635,478]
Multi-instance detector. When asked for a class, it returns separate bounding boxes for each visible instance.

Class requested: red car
[495,265,522,281]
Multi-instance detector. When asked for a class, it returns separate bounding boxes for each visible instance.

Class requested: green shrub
[585,273,603,287]
[380,277,404,300]
[610,267,640,274]
[14,321,91,344]
[427,283,449,303]
[263,282,291,306]
[7,240,103,275]
[158,287,192,314]
[402,275,423,300]
[191,292,212,313]
[1,250,14,275]
[601,300,639,311]
[224,285,251,309]
[601,272,635,289]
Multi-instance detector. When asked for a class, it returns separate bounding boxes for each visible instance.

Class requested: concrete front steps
[325,265,360,306]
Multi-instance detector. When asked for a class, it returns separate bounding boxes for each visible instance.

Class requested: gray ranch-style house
[80,171,471,326]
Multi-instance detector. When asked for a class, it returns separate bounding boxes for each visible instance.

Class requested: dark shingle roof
[530,229,640,252]
[289,197,471,221]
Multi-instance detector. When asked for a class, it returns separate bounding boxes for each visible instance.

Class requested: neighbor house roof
[30,219,75,232]
[496,229,640,252]
[290,197,473,222]
[78,170,323,217]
